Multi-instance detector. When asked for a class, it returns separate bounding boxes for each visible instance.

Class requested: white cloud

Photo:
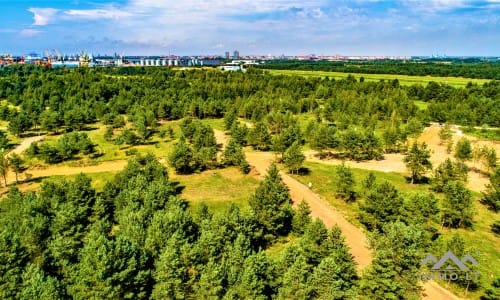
[401,0,500,13]
[64,8,133,20]
[20,29,42,37]
[28,8,58,26]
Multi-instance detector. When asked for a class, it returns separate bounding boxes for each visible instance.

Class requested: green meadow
[266,69,490,88]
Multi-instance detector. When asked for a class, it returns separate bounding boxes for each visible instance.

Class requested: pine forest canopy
[0,64,498,299]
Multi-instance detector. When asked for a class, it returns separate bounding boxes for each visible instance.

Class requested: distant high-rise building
[233,50,240,59]
[225,51,230,59]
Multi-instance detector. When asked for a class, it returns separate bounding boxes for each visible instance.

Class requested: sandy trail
[302,124,498,194]
[246,151,372,269]
[7,135,45,156]
[417,124,499,193]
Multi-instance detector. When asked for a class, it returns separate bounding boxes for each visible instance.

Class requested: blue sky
[0,0,499,56]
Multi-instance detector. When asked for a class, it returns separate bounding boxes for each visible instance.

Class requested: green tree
[230,121,249,146]
[455,138,472,162]
[292,200,312,234]
[39,110,60,134]
[222,138,250,174]
[360,181,403,231]
[481,146,497,174]
[152,235,192,300]
[0,151,9,186]
[360,222,426,300]
[169,137,195,174]
[8,152,23,184]
[283,141,305,174]
[230,253,277,299]
[69,231,151,299]
[120,128,139,146]
[335,162,356,202]
[104,126,114,141]
[438,124,453,148]
[224,109,237,131]
[113,115,126,128]
[277,255,312,299]
[308,255,358,300]
[249,163,293,241]
[248,122,271,151]
[441,181,474,228]
[362,172,377,191]
[481,167,500,212]
[432,158,468,192]
[8,111,32,137]
[404,141,433,184]
[481,277,500,300]
[0,131,9,150]
[20,264,65,300]
[0,227,30,299]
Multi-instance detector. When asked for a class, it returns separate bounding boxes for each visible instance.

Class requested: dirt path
[214,129,458,300]
[5,160,128,185]
[418,124,498,193]
[8,135,45,156]
[301,124,497,194]
[246,152,372,269]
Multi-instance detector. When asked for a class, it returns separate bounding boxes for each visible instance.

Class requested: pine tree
[335,162,356,202]
[249,163,293,241]
[222,138,251,174]
[455,138,473,162]
[248,122,271,151]
[441,181,474,228]
[277,255,312,299]
[283,141,305,174]
[169,137,195,174]
[432,158,468,192]
[152,235,191,300]
[292,200,312,234]
[481,277,500,300]
[308,256,358,300]
[20,264,65,300]
[8,152,23,184]
[0,151,9,186]
[404,141,432,184]
[360,181,403,231]
[481,167,499,212]
[360,222,425,300]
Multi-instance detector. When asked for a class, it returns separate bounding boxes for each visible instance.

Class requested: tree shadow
[170,180,185,195]
[404,176,431,184]
[297,167,310,175]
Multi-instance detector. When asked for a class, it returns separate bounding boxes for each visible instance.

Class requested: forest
[0,64,498,299]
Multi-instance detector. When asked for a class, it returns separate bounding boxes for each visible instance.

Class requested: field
[265,69,490,88]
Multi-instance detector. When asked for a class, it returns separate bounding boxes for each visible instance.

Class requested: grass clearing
[171,166,259,212]
[86,123,178,162]
[413,100,430,110]
[266,69,490,88]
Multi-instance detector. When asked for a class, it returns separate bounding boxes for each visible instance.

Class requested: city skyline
[0,0,499,56]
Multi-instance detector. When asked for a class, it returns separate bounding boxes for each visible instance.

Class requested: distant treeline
[0,65,498,138]
[256,59,500,80]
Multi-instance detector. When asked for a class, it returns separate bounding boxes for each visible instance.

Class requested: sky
[0,0,499,56]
